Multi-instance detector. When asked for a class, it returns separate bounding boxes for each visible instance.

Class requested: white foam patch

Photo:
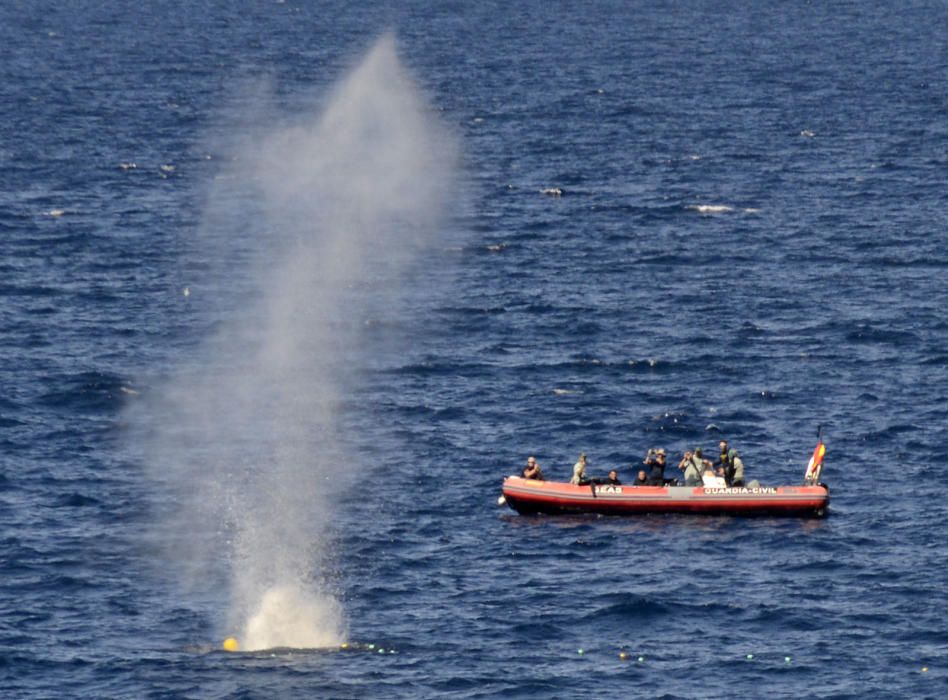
[242,584,345,651]
[690,204,733,214]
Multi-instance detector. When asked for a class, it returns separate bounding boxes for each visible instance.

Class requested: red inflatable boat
[500,477,830,517]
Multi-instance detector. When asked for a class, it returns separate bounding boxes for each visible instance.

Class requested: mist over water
[131,35,455,651]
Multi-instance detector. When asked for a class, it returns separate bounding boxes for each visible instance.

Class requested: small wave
[689,204,733,214]
[508,619,565,639]
[540,187,563,197]
[37,371,133,414]
[845,323,919,345]
[54,493,102,508]
[0,284,64,298]
[625,358,662,372]
[591,593,672,621]
[0,416,23,430]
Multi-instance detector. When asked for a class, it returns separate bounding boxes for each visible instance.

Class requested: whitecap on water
[689,204,733,214]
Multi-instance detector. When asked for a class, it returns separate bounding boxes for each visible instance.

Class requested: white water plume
[130,34,455,651]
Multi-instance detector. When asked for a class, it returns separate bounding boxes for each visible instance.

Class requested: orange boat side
[501,476,829,517]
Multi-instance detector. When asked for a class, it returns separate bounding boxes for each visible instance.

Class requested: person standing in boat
[643,448,667,485]
[693,447,720,485]
[729,449,746,487]
[694,447,714,473]
[569,452,589,484]
[522,456,544,480]
[569,453,589,485]
[716,440,732,484]
[677,449,702,486]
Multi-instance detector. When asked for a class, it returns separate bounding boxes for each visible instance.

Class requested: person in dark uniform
[643,448,667,485]
[522,456,544,480]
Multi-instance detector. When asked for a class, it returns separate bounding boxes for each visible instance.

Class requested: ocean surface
[2,1,947,698]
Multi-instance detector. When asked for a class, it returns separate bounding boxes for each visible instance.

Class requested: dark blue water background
[2,1,947,697]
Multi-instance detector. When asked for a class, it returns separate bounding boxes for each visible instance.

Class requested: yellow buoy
[222,637,240,652]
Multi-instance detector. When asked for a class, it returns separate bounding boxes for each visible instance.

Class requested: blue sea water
[2,1,948,698]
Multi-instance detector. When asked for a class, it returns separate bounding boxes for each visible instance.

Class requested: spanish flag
[804,440,826,484]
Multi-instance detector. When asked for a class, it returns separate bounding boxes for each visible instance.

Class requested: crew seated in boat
[633,469,649,485]
[589,469,622,486]
[569,453,589,485]
[522,456,544,480]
